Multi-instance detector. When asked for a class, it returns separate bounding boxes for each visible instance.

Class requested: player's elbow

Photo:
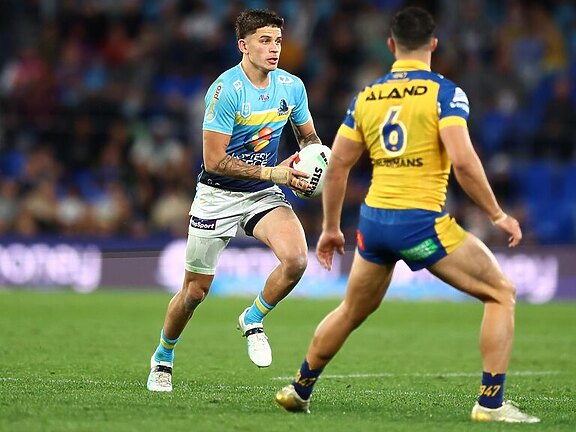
[204,162,219,174]
[203,156,223,174]
[451,159,478,178]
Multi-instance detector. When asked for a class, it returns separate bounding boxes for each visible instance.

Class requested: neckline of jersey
[237,63,272,91]
[391,59,431,72]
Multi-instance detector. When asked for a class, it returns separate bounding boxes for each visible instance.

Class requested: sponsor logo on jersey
[259,94,269,101]
[205,80,223,123]
[233,79,242,91]
[392,72,408,79]
[213,82,223,100]
[277,99,289,115]
[400,238,439,261]
[373,157,424,168]
[244,126,273,152]
[277,74,294,84]
[449,87,470,113]
[235,152,271,166]
[190,216,217,230]
[366,85,428,100]
[356,229,366,251]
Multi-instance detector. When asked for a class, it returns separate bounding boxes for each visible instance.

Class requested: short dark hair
[390,7,436,51]
[235,9,284,40]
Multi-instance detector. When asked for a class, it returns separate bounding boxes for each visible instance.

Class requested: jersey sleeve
[336,95,363,142]
[289,77,311,126]
[202,78,237,135]
[438,81,470,130]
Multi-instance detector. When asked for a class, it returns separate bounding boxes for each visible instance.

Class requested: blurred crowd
[0,0,575,246]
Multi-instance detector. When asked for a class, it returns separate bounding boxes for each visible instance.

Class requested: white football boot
[471,401,540,423]
[237,308,272,368]
[147,356,173,392]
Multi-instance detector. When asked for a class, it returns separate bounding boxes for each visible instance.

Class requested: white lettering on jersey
[277,75,294,85]
[233,79,243,91]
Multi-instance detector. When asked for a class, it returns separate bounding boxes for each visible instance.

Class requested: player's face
[240,26,282,72]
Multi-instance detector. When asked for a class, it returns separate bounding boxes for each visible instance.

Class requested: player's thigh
[184,234,230,276]
[252,206,307,260]
[343,250,395,315]
[427,234,514,302]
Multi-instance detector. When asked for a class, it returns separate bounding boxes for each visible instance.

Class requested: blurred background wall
[0,0,575,297]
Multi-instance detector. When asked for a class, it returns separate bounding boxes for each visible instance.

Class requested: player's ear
[238,39,248,54]
[430,38,438,53]
[387,37,396,55]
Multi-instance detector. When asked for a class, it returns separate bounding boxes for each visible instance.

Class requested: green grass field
[0,291,574,432]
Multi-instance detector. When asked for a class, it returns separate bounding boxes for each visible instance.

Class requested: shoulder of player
[434,74,469,101]
[422,71,462,91]
[272,68,304,87]
[205,66,244,101]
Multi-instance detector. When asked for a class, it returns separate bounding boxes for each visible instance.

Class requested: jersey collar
[391,59,431,72]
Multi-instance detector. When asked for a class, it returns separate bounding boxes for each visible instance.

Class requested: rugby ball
[291,144,331,199]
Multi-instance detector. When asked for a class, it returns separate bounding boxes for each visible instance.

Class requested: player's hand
[316,229,345,271]
[263,152,311,193]
[493,213,522,248]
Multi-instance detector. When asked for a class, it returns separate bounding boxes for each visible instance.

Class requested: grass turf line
[0,291,574,431]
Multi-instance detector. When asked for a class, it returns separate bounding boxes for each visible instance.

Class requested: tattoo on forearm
[290,119,322,148]
[299,132,322,148]
[216,154,262,180]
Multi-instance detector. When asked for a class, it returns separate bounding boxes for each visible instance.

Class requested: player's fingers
[290,177,310,192]
[509,231,521,248]
[291,168,310,178]
[316,252,332,270]
[279,152,299,167]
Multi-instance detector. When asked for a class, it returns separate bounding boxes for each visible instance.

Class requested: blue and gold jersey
[200,64,311,192]
[338,59,470,212]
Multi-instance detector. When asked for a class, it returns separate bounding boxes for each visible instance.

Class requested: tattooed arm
[290,118,322,149]
[202,130,310,190]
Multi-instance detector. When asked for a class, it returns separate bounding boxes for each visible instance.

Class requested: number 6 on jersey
[380,106,407,157]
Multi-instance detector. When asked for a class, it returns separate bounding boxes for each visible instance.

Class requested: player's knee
[281,252,308,281]
[488,278,516,306]
[182,281,209,313]
[499,278,517,305]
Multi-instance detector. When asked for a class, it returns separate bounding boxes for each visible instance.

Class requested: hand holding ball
[291,144,332,199]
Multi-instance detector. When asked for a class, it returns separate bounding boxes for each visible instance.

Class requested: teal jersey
[200,64,311,192]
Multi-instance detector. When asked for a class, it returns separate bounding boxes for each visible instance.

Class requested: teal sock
[244,292,275,325]
[153,329,179,364]
[478,372,505,408]
[292,360,323,400]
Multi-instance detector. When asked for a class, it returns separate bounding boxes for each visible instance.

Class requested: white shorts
[184,183,292,274]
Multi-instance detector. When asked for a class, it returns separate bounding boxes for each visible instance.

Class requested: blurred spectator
[150,182,192,236]
[532,74,576,160]
[56,184,89,235]
[130,116,187,180]
[0,178,19,234]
